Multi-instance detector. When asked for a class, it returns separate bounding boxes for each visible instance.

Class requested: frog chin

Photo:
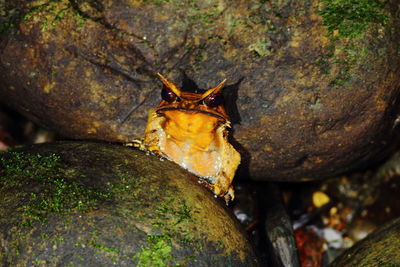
[160,139,221,181]
[178,158,222,185]
[170,148,223,181]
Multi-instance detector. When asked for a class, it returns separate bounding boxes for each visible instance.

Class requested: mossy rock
[331,217,400,266]
[0,0,400,181]
[0,141,258,266]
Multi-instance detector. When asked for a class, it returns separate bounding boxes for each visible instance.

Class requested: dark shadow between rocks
[223,77,243,125]
[180,70,200,93]
[223,78,252,183]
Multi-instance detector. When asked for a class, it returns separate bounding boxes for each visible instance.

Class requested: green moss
[0,0,20,34]
[154,0,171,6]
[316,0,388,86]
[317,39,373,86]
[0,152,111,226]
[89,239,121,253]
[248,38,272,58]
[142,0,220,25]
[157,199,194,226]
[87,228,121,257]
[72,197,197,265]
[134,234,176,267]
[1,0,88,34]
[190,5,220,25]
[0,152,60,184]
[142,0,171,6]
[129,197,200,265]
[107,171,141,201]
[33,259,46,265]
[226,2,276,59]
[319,0,388,38]
[23,0,86,32]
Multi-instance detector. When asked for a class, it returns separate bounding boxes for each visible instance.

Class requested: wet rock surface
[331,217,400,266]
[0,0,400,181]
[0,141,258,266]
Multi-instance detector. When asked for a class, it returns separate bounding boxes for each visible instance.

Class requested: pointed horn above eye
[157,73,181,97]
[201,79,226,99]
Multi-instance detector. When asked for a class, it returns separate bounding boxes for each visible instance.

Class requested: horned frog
[134,74,241,202]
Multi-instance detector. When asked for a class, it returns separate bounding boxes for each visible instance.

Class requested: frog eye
[161,86,178,102]
[203,93,223,107]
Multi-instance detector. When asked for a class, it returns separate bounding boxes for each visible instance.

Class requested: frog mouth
[157,107,226,121]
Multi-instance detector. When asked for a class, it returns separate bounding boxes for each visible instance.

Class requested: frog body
[143,74,241,201]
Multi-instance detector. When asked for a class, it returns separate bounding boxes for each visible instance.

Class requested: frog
[139,73,241,202]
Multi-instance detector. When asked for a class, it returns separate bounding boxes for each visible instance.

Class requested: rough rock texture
[331,217,400,266]
[0,0,399,181]
[0,141,258,266]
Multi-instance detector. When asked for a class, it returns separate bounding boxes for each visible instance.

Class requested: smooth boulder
[331,217,400,266]
[0,141,258,266]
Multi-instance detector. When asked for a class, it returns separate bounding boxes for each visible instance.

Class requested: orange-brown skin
[144,74,241,202]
